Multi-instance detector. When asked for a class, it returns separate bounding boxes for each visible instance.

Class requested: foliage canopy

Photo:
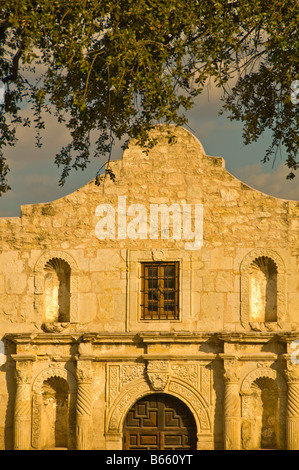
[0,0,298,194]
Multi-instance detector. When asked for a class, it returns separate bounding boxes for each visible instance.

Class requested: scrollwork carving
[171,364,198,387]
[120,364,145,387]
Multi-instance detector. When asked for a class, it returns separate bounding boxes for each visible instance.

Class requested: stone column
[14,359,34,450]
[223,359,241,450]
[285,363,299,450]
[76,362,93,450]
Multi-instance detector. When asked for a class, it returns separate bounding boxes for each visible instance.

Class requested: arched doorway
[123,393,197,450]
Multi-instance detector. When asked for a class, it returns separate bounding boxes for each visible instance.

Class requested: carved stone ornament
[146,360,170,391]
[76,366,93,384]
[285,364,299,383]
[152,249,167,261]
[15,360,34,384]
[42,322,70,333]
[223,359,241,384]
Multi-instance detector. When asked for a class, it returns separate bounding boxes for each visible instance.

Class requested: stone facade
[0,125,298,450]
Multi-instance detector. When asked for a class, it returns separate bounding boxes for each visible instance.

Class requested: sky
[0,81,298,218]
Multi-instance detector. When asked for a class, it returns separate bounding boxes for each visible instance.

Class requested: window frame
[140,261,180,321]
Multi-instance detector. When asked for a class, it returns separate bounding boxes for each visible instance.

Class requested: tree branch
[2,45,23,83]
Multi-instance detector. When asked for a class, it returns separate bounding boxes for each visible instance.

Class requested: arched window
[249,257,277,323]
[44,258,71,323]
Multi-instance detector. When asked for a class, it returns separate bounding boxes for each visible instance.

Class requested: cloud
[1,74,298,217]
[232,163,299,201]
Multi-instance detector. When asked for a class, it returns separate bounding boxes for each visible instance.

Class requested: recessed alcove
[44,258,71,323]
[249,256,277,323]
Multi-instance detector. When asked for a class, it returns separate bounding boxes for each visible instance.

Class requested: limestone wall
[0,126,297,334]
[0,125,298,449]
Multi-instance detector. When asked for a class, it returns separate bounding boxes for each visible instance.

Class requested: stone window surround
[140,261,180,320]
[126,248,192,332]
[240,249,287,330]
[34,250,79,325]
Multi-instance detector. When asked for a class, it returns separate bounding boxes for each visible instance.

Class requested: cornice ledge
[4,332,81,344]
[217,331,286,343]
[11,354,36,362]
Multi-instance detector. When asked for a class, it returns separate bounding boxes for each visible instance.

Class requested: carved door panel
[123,393,197,450]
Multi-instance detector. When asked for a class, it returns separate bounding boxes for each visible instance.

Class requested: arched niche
[31,365,77,449]
[249,256,277,323]
[240,367,287,450]
[34,251,79,324]
[240,249,286,330]
[44,258,71,322]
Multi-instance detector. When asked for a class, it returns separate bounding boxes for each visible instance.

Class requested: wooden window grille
[141,262,179,320]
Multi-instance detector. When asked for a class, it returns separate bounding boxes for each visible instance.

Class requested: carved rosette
[146,360,170,391]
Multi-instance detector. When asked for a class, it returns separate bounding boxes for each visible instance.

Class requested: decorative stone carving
[285,363,299,450]
[152,249,167,261]
[285,364,299,384]
[34,250,79,277]
[168,380,210,431]
[120,364,145,387]
[108,365,120,404]
[106,375,211,447]
[171,363,198,387]
[223,359,241,450]
[33,361,72,385]
[241,366,287,395]
[76,362,93,450]
[108,380,151,432]
[42,322,70,333]
[223,359,241,384]
[146,360,170,391]
[14,360,34,450]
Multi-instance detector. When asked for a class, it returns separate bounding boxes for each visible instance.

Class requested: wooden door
[123,393,197,450]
